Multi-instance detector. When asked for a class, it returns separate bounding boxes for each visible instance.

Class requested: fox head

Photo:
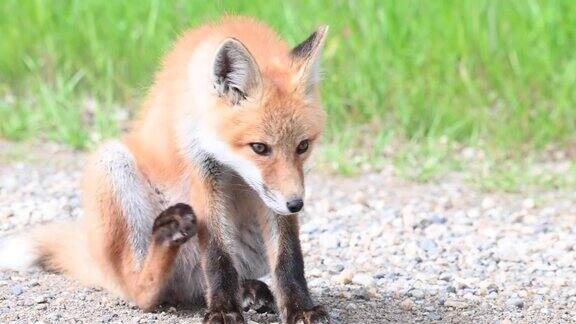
[189,26,328,215]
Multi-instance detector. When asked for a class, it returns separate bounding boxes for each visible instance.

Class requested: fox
[0,16,330,324]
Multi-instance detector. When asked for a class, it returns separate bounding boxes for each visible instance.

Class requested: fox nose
[286,198,304,213]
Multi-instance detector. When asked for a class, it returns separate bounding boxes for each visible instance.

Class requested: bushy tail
[0,220,102,286]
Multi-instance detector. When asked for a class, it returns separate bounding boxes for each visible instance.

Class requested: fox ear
[213,38,261,105]
[291,26,329,96]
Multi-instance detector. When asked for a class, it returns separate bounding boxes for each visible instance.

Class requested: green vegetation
[1,0,575,189]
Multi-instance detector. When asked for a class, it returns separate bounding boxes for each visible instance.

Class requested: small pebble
[10,285,24,296]
[34,295,47,304]
[445,285,456,294]
[409,289,425,300]
[444,300,469,309]
[352,273,375,287]
[352,287,370,300]
[335,269,353,285]
[506,297,524,309]
[400,298,414,311]
[35,304,47,311]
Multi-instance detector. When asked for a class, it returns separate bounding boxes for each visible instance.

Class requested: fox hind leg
[133,203,197,311]
[86,141,196,311]
[241,279,276,314]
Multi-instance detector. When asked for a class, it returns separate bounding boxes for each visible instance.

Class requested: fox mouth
[258,184,294,215]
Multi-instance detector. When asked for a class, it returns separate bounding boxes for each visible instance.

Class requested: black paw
[203,309,245,324]
[287,305,331,324]
[241,279,276,314]
[153,203,197,245]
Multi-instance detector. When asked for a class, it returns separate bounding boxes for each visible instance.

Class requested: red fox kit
[0,16,329,323]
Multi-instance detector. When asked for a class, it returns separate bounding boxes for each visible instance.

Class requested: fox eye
[296,139,309,154]
[250,143,271,156]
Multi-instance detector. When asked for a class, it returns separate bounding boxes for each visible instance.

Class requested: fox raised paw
[152,203,197,246]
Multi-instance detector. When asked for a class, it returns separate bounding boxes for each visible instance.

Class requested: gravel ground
[1,141,575,323]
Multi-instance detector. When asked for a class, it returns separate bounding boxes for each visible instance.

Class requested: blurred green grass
[1,1,575,175]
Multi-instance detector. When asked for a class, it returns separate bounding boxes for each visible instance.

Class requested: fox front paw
[152,203,197,245]
[286,305,331,324]
[203,309,245,324]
